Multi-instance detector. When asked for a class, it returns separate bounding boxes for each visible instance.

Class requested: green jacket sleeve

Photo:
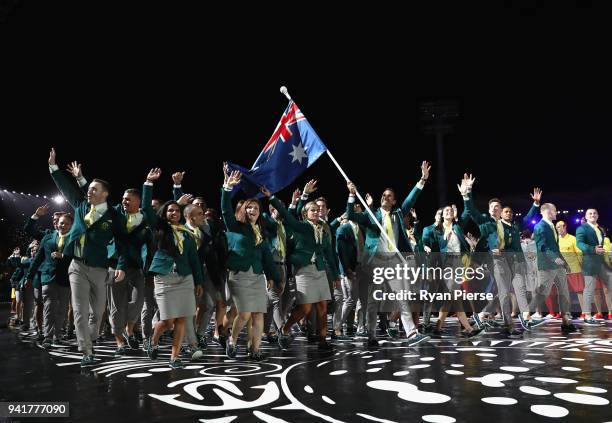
[50,169,85,208]
[400,184,423,215]
[270,196,310,235]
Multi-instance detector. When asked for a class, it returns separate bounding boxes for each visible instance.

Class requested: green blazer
[269,195,339,281]
[107,182,155,270]
[465,193,538,258]
[534,220,563,271]
[220,189,280,284]
[148,229,204,285]
[345,184,423,263]
[19,257,41,289]
[576,223,606,276]
[26,232,71,286]
[50,169,128,271]
[336,222,364,275]
[430,223,470,267]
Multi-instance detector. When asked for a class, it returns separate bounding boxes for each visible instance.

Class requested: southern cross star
[289,142,308,164]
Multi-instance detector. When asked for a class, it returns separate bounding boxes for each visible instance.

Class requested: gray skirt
[227,267,267,313]
[295,264,331,305]
[154,273,196,320]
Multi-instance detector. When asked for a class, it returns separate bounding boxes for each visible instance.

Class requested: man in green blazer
[576,208,612,325]
[526,203,576,332]
[173,171,230,348]
[48,148,128,366]
[460,174,542,336]
[345,161,432,347]
[68,164,158,355]
[26,214,73,348]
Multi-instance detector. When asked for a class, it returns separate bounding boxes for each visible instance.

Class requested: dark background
[1,1,611,255]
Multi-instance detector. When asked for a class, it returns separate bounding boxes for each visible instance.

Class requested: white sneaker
[191,348,204,361]
[532,312,542,319]
[545,313,555,319]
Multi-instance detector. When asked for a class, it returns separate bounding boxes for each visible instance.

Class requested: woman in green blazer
[146,200,204,369]
[222,170,280,361]
[260,186,340,352]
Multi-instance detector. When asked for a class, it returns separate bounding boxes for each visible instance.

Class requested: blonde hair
[301,201,319,220]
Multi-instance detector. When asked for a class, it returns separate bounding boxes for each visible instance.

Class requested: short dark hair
[488,198,502,206]
[315,196,328,206]
[124,188,141,199]
[92,178,111,193]
[383,188,396,197]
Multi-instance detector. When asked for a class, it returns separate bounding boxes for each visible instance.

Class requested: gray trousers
[20,284,34,327]
[355,272,370,331]
[42,283,71,340]
[264,263,291,332]
[583,267,612,314]
[365,255,417,339]
[511,260,530,313]
[68,260,110,354]
[528,266,571,315]
[107,267,145,336]
[340,271,359,328]
[492,257,514,326]
[141,275,159,338]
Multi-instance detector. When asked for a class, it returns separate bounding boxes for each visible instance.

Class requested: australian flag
[227,101,327,197]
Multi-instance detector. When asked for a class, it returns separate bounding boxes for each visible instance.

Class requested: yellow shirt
[558,233,582,274]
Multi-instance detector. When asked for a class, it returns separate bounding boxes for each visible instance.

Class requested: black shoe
[366,338,379,348]
[214,335,227,349]
[278,332,293,350]
[80,354,96,367]
[318,341,334,351]
[582,317,598,326]
[404,333,431,346]
[147,343,159,360]
[249,351,266,361]
[464,327,485,338]
[42,338,53,349]
[169,358,185,369]
[124,333,139,349]
[226,342,237,358]
[197,334,207,350]
[114,345,128,356]
[264,333,278,343]
[20,323,30,332]
[561,323,577,333]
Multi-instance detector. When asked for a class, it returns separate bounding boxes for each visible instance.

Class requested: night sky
[1,2,611,253]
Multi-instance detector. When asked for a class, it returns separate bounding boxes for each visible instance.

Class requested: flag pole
[279,86,408,265]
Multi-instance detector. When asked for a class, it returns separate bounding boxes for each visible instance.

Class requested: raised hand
[172,171,185,185]
[48,148,57,166]
[177,193,194,206]
[35,204,50,217]
[531,187,543,205]
[225,170,242,188]
[67,161,83,179]
[147,168,162,182]
[463,173,476,190]
[291,188,301,205]
[347,181,357,194]
[421,161,431,180]
[457,178,469,196]
[260,186,272,198]
[303,179,318,195]
[365,193,373,207]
